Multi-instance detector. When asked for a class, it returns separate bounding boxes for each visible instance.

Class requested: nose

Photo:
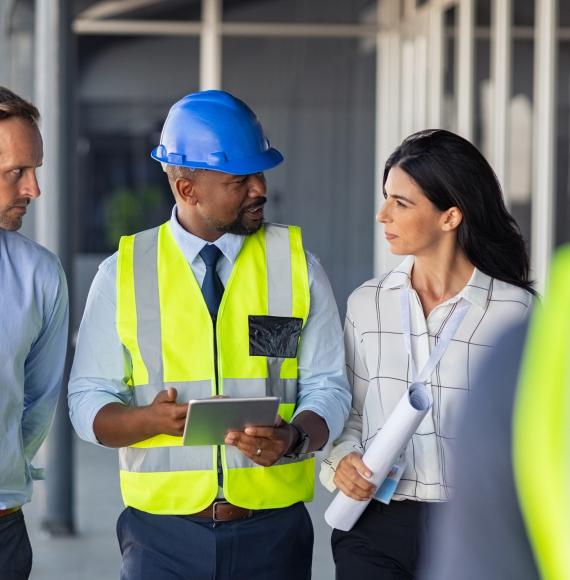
[376,200,390,224]
[247,173,267,198]
[20,170,41,200]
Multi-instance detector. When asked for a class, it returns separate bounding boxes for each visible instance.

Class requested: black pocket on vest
[249,315,303,358]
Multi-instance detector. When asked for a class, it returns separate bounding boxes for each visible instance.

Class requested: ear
[175,176,198,206]
[441,206,463,232]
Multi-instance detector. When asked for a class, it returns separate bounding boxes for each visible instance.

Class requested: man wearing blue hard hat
[69,90,350,579]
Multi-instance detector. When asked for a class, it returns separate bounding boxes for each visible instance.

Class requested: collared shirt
[0,230,69,509]
[68,207,350,449]
[320,256,533,502]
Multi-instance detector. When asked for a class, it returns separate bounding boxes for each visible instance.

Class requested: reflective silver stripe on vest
[265,225,293,390]
[223,377,297,403]
[225,444,311,469]
[265,224,292,317]
[132,380,212,406]
[120,445,213,472]
[133,227,163,387]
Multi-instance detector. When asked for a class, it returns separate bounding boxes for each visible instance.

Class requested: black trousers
[117,502,313,580]
[332,500,440,580]
[0,510,32,580]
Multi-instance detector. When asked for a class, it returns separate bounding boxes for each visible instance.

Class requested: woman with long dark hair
[320,129,535,578]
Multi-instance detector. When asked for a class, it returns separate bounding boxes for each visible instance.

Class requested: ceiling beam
[73,19,379,38]
[78,0,170,20]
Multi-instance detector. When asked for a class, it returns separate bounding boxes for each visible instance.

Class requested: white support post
[401,40,415,137]
[532,0,557,291]
[428,2,443,128]
[491,0,511,200]
[375,0,402,276]
[414,35,428,131]
[200,0,222,90]
[457,0,474,139]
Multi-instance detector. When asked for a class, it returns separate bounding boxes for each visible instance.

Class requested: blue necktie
[199,244,224,317]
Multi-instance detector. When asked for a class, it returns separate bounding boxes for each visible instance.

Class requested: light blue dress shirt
[69,207,350,448]
[0,229,69,509]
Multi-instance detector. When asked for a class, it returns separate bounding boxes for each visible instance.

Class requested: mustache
[243,198,267,211]
[9,200,30,209]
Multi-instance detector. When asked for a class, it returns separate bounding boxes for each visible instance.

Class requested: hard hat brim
[151,146,284,176]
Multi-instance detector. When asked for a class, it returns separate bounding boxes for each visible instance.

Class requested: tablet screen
[182,396,280,446]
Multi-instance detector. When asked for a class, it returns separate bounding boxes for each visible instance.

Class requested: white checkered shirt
[320,256,534,502]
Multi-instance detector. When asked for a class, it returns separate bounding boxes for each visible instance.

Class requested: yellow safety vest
[115,221,314,515]
[513,246,570,579]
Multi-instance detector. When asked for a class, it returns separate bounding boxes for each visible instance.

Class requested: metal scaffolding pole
[531,0,557,292]
[200,0,222,90]
[34,0,75,535]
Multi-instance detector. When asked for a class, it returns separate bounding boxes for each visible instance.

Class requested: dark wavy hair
[383,129,534,293]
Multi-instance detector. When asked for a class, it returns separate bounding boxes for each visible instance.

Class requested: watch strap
[288,422,310,456]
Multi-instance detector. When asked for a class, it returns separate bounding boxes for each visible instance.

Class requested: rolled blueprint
[324,382,433,531]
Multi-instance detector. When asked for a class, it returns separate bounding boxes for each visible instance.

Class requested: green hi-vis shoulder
[514,246,570,579]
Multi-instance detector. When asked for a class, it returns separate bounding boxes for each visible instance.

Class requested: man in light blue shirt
[0,87,69,580]
[68,90,350,580]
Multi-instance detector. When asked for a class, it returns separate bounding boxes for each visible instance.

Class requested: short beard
[214,199,267,236]
[215,211,265,236]
[0,212,23,231]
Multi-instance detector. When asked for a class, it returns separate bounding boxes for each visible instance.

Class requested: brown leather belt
[0,507,20,518]
[192,501,254,522]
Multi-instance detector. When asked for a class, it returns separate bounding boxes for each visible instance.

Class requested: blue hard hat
[151,90,284,175]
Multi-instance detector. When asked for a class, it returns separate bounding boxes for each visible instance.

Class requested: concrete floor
[24,436,336,579]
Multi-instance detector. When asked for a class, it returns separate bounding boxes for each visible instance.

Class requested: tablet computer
[182,396,280,446]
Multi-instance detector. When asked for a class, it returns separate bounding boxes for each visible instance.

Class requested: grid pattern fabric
[320,256,533,502]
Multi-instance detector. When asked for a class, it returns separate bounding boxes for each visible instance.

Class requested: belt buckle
[212,500,228,522]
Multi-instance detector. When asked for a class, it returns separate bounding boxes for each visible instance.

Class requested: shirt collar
[459,267,492,309]
[168,205,245,265]
[381,256,415,289]
[382,255,490,310]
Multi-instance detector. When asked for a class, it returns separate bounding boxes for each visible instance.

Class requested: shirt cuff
[318,439,361,492]
[69,391,127,446]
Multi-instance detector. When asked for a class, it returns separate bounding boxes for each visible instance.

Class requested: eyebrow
[387,193,416,205]
[5,162,42,171]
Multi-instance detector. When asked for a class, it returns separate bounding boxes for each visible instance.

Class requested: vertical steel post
[34,0,75,535]
[532,0,557,292]
[375,0,402,276]
[457,0,474,140]
[200,0,222,90]
[428,2,443,128]
[491,0,512,201]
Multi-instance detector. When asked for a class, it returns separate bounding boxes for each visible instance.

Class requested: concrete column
[34,0,75,535]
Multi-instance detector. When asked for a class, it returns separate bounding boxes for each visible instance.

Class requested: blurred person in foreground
[422,245,570,580]
[320,129,535,579]
[68,90,350,580]
[0,86,69,580]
